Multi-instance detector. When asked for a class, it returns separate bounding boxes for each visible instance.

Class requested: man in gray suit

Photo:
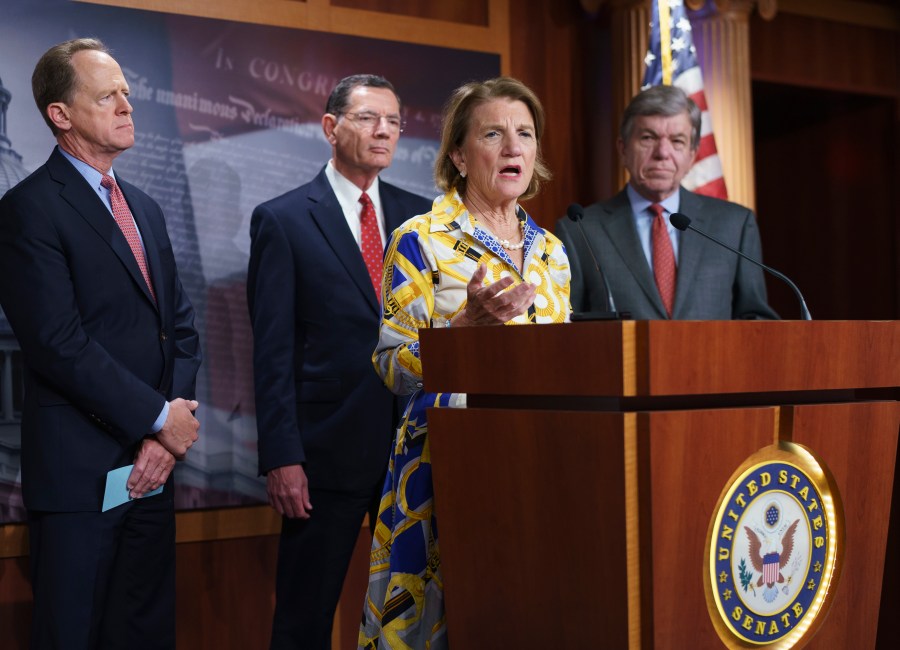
[556,85,777,320]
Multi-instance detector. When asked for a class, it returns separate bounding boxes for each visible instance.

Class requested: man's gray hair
[620,85,702,151]
[325,74,400,116]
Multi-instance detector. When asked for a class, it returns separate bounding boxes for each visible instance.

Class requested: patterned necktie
[358,192,384,300]
[650,203,676,318]
[101,174,156,303]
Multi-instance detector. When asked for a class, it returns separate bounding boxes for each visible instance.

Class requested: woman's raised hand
[452,264,536,326]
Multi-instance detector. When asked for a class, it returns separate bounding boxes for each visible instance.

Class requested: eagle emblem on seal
[744,518,799,603]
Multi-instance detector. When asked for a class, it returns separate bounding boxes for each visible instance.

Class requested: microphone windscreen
[566,203,584,222]
[669,212,691,231]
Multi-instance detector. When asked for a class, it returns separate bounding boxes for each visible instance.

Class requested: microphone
[566,203,630,321]
[669,212,811,320]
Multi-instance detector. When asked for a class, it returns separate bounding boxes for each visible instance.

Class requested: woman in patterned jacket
[359,77,571,649]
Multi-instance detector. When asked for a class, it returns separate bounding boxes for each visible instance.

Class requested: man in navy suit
[0,38,201,649]
[247,75,432,649]
[557,85,778,320]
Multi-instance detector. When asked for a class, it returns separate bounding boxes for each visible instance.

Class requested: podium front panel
[429,408,630,649]
[421,321,899,649]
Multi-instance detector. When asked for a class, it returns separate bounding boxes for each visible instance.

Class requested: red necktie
[101,174,156,303]
[650,203,676,318]
[358,192,384,300]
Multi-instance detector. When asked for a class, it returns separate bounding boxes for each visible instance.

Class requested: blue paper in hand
[102,464,164,512]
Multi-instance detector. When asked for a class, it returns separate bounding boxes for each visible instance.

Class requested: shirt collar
[325,160,382,216]
[58,146,114,191]
[626,183,680,219]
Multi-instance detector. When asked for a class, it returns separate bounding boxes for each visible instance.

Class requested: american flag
[642,0,727,199]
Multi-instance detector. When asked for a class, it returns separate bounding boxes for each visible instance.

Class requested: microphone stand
[669,213,812,320]
[566,204,631,321]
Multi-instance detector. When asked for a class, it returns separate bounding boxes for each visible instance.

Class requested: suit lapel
[672,188,706,318]
[306,170,380,314]
[380,182,415,238]
[602,191,667,317]
[48,151,157,309]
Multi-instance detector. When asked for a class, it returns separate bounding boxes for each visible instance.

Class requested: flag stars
[644,0,727,198]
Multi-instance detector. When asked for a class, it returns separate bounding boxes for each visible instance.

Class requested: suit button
[160,331,168,341]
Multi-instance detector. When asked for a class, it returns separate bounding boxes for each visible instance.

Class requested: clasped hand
[127,398,199,498]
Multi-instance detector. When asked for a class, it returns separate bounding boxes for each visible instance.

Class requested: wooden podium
[419,321,899,649]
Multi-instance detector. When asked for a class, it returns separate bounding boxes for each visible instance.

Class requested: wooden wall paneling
[330,0,490,25]
[176,535,280,648]
[585,10,619,210]
[752,83,898,319]
[2,519,372,650]
[0,523,26,560]
[1,505,281,558]
[608,0,649,194]
[77,0,511,54]
[896,84,900,330]
[175,526,371,649]
[750,11,900,97]
[749,4,900,321]
[778,0,900,32]
[175,505,280,543]
[509,0,593,229]
[0,555,31,649]
[750,4,900,321]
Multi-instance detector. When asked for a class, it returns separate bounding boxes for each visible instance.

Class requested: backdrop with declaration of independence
[0,0,499,523]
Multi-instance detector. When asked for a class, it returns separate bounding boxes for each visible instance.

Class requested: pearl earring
[460,170,466,178]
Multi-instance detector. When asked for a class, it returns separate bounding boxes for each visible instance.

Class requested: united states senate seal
[704,441,844,649]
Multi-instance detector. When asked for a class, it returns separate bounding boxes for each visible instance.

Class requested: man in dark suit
[247,74,432,649]
[556,85,777,320]
[0,39,201,649]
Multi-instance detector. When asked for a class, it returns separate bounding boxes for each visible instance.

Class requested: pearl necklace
[498,220,526,251]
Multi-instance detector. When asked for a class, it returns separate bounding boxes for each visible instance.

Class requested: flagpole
[658,0,673,85]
